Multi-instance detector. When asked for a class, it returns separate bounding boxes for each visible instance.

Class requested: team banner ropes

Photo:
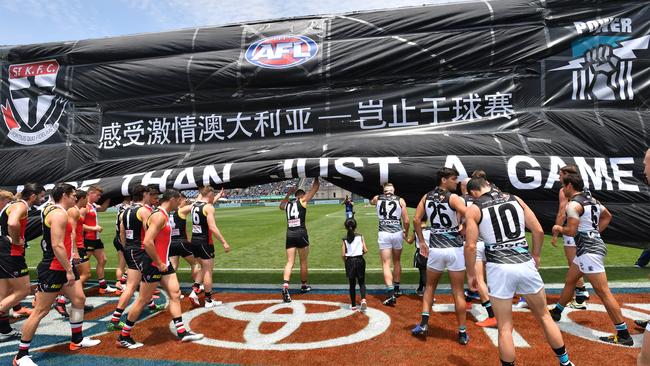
[1,0,649,246]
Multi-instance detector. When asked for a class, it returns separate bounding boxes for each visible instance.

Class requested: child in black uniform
[341,218,368,311]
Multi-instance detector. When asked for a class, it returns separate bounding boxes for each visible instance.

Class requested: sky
[0,0,467,46]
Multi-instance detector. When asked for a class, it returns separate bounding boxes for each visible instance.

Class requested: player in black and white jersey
[411,168,469,344]
[465,177,574,366]
[550,165,590,309]
[406,215,429,297]
[550,174,633,346]
[460,177,496,328]
[113,196,131,294]
[279,178,320,303]
[169,192,202,306]
[370,183,409,306]
[190,186,230,308]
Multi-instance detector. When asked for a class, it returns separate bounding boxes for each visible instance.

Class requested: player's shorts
[113,236,124,252]
[286,230,310,249]
[486,260,544,299]
[36,263,79,293]
[141,256,175,283]
[378,231,403,251]
[345,211,354,219]
[84,238,104,251]
[125,248,145,271]
[191,240,215,259]
[170,240,194,258]
[0,255,29,279]
[476,241,486,262]
[413,249,427,270]
[573,253,605,274]
[647,322,650,332]
[563,235,575,247]
[75,247,89,264]
[427,246,465,272]
[345,256,365,280]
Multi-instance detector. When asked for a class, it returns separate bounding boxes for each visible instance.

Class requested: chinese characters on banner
[99,92,513,149]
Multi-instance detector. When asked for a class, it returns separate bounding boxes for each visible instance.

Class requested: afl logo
[245,35,318,69]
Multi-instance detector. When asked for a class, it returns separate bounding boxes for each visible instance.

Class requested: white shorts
[378,231,403,251]
[647,322,650,332]
[573,253,605,274]
[476,241,485,262]
[486,260,544,299]
[563,235,575,247]
[427,247,465,272]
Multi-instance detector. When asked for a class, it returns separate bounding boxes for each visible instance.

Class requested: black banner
[1,0,650,247]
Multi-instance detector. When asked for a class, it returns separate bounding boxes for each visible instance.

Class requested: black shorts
[141,256,176,283]
[75,247,89,264]
[191,240,215,260]
[170,240,193,258]
[286,231,309,249]
[113,236,124,252]
[36,263,79,293]
[124,248,145,271]
[84,238,104,251]
[413,249,427,270]
[0,256,29,279]
[345,256,365,280]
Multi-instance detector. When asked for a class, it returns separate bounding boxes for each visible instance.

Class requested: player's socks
[420,312,430,326]
[16,339,31,359]
[615,322,631,339]
[0,312,11,333]
[204,292,212,303]
[70,320,83,344]
[386,285,394,298]
[111,308,124,325]
[120,320,135,338]
[99,278,107,289]
[482,301,495,318]
[575,286,587,304]
[173,317,186,336]
[553,345,571,366]
[501,360,515,366]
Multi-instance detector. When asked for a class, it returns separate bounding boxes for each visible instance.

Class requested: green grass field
[24,204,650,285]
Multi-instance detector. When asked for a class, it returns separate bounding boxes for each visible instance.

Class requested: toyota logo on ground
[172,299,390,350]
[245,35,318,69]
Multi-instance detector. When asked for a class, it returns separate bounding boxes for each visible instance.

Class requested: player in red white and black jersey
[107,185,165,332]
[117,189,203,349]
[80,185,113,294]
[0,183,44,342]
[13,184,100,366]
[53,189,93,317]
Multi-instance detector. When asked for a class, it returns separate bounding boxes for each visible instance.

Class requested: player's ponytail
[344,218,357,243]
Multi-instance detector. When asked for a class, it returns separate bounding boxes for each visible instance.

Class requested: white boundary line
[27,264,645,272]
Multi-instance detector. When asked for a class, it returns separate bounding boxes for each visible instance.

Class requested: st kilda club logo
[1,60,67,145]
[245,35,318,69]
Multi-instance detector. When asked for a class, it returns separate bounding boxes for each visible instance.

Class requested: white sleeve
[565,202,581,219]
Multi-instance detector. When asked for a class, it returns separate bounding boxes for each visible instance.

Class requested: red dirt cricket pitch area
[32,289,648,366]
